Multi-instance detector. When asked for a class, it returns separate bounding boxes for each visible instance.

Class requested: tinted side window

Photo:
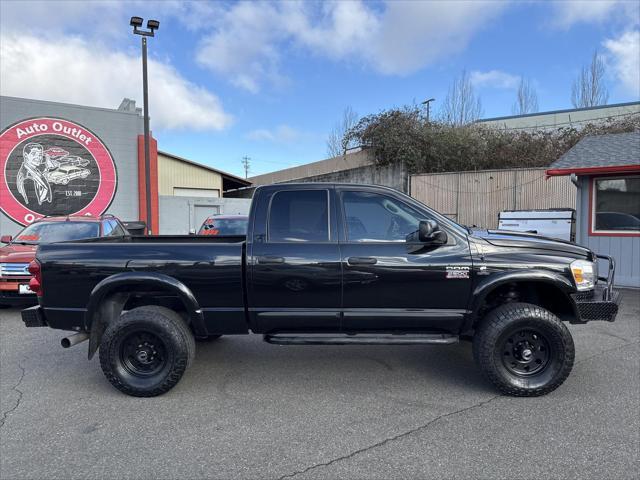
[343,191,428,242]
[110,220,126,236]
[268,190,329,242]
[102,220,113,236]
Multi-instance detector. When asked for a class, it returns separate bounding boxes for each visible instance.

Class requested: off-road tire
[99,306,195,397]
[473,302,575,397]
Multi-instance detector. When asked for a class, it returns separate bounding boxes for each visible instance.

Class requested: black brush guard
[571,255,620,323]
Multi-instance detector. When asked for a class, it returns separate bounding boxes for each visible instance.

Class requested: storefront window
[592,176,640,234]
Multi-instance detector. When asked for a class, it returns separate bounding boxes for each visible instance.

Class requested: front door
[338,188,473,333]
[248,187,342,333]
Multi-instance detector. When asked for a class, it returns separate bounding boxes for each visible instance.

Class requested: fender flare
[85,272,206,359]
[465,269,577,329]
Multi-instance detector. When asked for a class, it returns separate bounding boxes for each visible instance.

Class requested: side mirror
[1,235,12,244]
[407,220,448,245]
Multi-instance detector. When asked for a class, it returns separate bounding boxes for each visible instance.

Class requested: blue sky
[1,1,639,178]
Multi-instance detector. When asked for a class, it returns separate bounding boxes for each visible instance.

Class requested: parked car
[1,214,127,307]
[198,214,248,236]
[23,183,619,398]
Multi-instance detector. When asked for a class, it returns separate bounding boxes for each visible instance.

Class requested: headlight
[570,259,596,291]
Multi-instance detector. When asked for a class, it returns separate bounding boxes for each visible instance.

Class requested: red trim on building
[546,164,640,176]
[137,135,159,234]
[588,175,640,237]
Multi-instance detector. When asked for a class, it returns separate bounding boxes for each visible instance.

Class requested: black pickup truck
[22,183,620,397]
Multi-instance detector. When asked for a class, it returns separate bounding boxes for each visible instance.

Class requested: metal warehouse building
[0,96,250,237]
[547,131,640,287]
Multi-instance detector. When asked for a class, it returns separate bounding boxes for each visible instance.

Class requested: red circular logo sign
[1,117,117,225]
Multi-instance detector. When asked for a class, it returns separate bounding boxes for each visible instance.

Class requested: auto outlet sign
[0,117,117,225]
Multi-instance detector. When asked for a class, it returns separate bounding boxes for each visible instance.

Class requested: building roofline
[157,150,251,185]
[546,164,640,177]
[477,101,640,123]
[0,95,142,116]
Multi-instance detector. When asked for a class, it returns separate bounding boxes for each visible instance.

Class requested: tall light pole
[421,97,435,123]
[130,16,159,234]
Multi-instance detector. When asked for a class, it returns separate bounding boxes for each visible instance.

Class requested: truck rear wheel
[473,302,575,397]
[99,306,195,397]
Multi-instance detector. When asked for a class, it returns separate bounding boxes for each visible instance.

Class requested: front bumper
[571,254,620,323]
[0,290,37,306]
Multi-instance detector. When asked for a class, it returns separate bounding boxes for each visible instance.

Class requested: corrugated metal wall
[410,168,576,228]
[158,153,223,196]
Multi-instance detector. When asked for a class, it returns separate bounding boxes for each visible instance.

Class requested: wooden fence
[410,168,576,228]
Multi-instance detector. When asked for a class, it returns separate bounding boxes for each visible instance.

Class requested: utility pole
[421,97,435,123]
[241,156,251,179]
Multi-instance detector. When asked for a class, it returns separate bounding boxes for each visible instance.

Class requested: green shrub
[343,107,639,174]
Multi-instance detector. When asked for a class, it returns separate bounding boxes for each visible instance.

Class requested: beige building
[476,101,639,131]
[158,151,250,197]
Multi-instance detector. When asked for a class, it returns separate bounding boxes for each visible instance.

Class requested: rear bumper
[570,254,620,323]
[22,305,47,327]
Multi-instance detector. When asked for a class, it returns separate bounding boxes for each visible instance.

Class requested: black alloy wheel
[500,329,551,377]
[117,331,168,377]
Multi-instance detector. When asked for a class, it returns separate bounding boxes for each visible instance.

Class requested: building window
[591,175,640,235]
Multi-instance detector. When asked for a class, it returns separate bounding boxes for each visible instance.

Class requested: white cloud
[366,1,507,75]
[604,30,640,96]
[195,1,509,92]
[470,70,521,89]
[550,0,640,28]
[246,125,300,143]
[0,33,232,131]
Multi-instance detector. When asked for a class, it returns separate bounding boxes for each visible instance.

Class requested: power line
[411,171,558,194]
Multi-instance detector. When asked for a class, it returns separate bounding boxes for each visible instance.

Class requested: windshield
[199,218,248,236]
[13,221,100,244]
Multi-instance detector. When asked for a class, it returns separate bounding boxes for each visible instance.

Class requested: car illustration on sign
[46,164,91,185]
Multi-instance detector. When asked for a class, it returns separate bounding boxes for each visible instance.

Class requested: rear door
[247,186,342,333]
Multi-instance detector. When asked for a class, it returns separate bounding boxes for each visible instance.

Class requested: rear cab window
[268,190,330,242]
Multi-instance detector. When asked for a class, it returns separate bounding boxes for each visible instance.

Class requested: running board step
[263,334,458,345]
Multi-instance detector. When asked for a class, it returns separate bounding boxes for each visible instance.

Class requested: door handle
[347,256,377,265]
[257,255,285,265]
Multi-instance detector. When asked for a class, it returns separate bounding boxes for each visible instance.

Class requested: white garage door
[194,205,220,232]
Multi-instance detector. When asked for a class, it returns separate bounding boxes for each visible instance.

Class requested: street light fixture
[421,98,435,123]
[130,16,160,234]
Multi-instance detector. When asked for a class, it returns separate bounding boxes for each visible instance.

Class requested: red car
[0,214,127,307]
[198,214,248,236]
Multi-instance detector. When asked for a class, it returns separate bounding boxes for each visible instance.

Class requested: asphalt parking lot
[1,291,638,480]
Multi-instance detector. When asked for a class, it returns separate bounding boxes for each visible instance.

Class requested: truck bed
[35,236,247,333]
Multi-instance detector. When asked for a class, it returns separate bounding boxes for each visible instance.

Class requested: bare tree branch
[326,106,359,158]
[512,77,539,115]
[571,50,609,108]
[440,70,483,126]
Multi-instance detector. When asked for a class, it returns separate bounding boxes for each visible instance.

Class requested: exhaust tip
[61,332,89,348]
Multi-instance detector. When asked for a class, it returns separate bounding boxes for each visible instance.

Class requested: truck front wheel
[99,306,195,397]
[473,302,575,397]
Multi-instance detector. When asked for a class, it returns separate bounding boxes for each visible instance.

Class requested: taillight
[28,259,42,296]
